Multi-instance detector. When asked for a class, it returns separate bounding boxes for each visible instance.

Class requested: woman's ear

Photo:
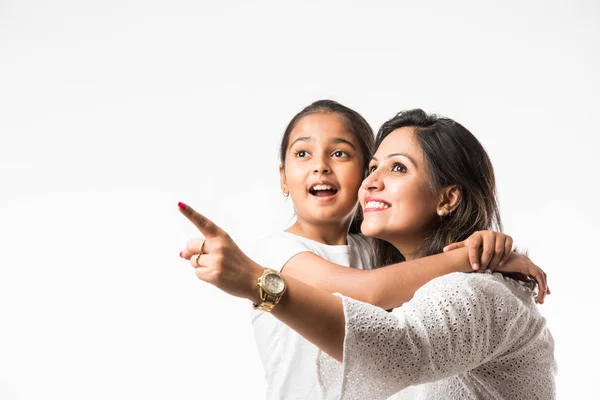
[279,164,289,197]
[437,185,461,216]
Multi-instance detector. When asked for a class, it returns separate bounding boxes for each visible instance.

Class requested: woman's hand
[494,252,550,304]
[443,231,513,272]
[177,202,264,303]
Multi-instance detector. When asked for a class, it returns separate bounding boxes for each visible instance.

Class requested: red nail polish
[179,251,183,258]
[178,202,186,210]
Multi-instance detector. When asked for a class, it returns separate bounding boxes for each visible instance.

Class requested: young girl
[249,100,376,399]
[180,101,548,399]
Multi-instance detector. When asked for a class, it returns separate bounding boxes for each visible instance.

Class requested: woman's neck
[286,219,351,246]
[387,233,429,261]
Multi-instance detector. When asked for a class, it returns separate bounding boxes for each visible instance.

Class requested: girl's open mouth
[309,184,338,197]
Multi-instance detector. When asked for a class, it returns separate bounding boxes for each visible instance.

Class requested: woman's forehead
[374,127,421,159]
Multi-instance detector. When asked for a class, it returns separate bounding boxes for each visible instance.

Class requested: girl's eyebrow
[289,136,357,150]
[329,138,357,150]
[289,136,312,147]
[371,153,417,167]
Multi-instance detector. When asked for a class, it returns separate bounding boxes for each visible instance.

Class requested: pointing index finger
[178,202,221,238]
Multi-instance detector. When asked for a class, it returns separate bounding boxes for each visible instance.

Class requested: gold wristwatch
[253,269,287,312]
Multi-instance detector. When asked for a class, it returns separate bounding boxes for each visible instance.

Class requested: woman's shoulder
[421,271,537,305]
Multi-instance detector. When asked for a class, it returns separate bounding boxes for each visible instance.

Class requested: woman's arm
[269,272,347,360]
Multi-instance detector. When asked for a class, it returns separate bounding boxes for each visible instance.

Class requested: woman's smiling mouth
[363,197,391,212]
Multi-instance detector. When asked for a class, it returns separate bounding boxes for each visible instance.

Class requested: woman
[178,109,555,399]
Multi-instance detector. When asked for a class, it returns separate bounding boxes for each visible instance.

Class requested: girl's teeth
[313,184,333,191]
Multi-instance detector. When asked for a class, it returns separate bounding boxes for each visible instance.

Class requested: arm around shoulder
[282,247,473,309]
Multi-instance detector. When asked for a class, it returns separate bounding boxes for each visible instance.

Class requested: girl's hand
[495,252,550,304]
[177,202,264,303]
[443,231,513,272]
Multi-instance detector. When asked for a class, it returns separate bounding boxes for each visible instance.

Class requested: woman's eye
[332,150,348,158]
[295,150,309,158]
[392,162,407,173]
[368,165,377,174]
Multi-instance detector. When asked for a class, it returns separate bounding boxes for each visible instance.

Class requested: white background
[1,0,598,398]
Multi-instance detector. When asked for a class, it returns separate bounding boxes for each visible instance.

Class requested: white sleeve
[246,233,313,273]
[317,273,534,400]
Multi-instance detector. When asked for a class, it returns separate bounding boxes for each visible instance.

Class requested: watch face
[264,273,285,294]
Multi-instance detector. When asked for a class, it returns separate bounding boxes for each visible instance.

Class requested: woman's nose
[362,170,383,191]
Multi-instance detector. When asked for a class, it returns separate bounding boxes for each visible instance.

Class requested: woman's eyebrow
[371,153,417,166]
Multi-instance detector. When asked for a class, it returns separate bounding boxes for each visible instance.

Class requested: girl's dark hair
[279,100,375,234]
[372,109,503,267]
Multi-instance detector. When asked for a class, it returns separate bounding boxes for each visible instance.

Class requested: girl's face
[359,127,439,246]
[280,113,365,228]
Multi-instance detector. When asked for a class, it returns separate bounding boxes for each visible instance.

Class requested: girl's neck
[286,219,351,246]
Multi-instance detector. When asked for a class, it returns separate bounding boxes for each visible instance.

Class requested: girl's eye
[392,162,407,173]
[295,150,310,158]
[332,150,348,158]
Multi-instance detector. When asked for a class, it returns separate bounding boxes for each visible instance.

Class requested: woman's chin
[360,221,383,238]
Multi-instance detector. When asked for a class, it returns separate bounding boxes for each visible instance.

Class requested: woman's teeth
[365,201,390,209]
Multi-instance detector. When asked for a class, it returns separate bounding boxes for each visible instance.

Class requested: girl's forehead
[290,113,355,142]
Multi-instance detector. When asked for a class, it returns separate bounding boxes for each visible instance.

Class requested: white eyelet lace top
[316,272,556,400]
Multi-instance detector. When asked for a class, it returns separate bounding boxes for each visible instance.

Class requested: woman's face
[359,127,439,246]
[281,113,364,227]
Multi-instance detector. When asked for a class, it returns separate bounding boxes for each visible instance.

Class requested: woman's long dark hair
[279,100,375,234]
[372,109,502,267]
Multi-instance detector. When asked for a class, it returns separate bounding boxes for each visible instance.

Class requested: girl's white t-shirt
[249,232,373,400]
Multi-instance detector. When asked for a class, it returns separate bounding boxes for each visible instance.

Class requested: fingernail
[178,202,187,210]
[472,263,479,270]
[179,251,183,258]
